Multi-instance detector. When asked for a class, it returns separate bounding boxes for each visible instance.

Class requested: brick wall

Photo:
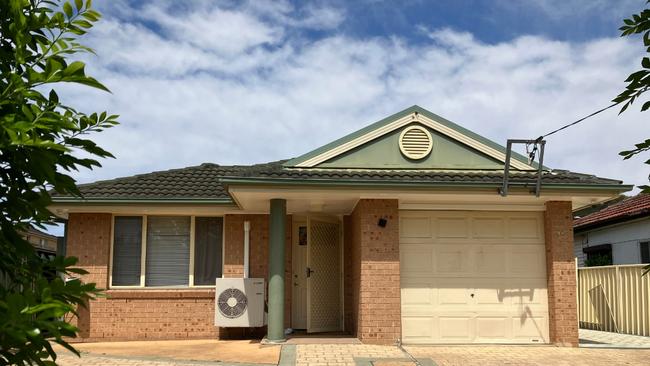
[83,291,218,340]
[67,213,111,289]
[66,212,291,342]
[544,201,579,346]
[345,199,400,345]
[223,214,292,335]
[343,215,359,336]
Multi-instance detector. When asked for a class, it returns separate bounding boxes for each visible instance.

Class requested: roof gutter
[50,197,236,205]
[220,177,634,192]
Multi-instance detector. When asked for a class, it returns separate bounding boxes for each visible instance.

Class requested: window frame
[640,241,650,264]
[109,214,225,289]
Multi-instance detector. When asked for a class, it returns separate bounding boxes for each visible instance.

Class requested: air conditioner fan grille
[217,287,248,319]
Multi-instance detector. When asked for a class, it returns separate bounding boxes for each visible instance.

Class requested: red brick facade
[544,201,579,346]
[344,199,401,345]
[66,213,291,341]
[67,201,577,346]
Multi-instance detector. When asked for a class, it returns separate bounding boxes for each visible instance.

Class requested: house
[573,194,650,267]
[23,226,59,259]
[49,106,631,346]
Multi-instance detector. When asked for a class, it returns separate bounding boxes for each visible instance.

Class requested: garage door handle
[470,293,474,298]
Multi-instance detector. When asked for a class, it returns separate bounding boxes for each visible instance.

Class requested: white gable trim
[295,112,535,170]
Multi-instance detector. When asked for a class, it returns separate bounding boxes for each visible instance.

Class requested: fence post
[616,265,622,333]
[575,258,579,330]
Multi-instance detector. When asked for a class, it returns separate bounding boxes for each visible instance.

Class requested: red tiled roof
[574,194,650,230]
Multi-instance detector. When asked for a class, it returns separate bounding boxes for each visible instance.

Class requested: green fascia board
[50,197,235,205]
[284,105,538,169]
[221,177,633,192]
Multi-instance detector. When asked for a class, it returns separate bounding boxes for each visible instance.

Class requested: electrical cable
[536,103,618,142]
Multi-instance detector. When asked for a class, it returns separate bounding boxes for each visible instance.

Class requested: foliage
[615,2,650,276]
[614,2,650,192]
[0,0,117,364]
[584,253,613,267]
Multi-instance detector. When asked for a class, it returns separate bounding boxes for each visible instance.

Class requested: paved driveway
[55,342,650,366]
[405,345,650,366]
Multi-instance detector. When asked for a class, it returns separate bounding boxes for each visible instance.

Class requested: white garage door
[400,210,549,344]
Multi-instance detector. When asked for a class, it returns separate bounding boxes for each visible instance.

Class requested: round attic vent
[399,125,433,160]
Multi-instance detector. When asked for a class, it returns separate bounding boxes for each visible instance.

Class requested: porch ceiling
[227,186,620,214]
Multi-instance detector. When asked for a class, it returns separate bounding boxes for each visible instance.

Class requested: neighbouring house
[574,194,650,267]
[23,226,59,258]
[49,106,631,347]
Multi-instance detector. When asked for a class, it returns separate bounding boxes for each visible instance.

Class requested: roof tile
[574,194,650,230]
[51,160,625,201]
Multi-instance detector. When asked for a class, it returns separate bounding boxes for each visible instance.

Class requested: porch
[259,197,400,344]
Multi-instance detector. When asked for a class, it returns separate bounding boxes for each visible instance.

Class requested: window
[112,216,142,286]
[145,216,190,286]
[583,243,612,267]
[194,217,224,285]
[641,241,650,264]
[111,216,223,288]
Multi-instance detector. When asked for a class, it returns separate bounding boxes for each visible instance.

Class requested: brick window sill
[106,289,215,299]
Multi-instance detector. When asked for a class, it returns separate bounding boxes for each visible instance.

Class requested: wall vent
[399,125,433,160]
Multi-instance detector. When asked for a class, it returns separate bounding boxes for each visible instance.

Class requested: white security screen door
[291,220,308,329]
[307,217,342,333]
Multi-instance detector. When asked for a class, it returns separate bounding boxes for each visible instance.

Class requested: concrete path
[54,339,279,366]
[579,328,650,348]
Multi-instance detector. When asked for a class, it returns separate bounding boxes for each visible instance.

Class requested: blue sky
[307,1,639,43]
[48,0,647,234]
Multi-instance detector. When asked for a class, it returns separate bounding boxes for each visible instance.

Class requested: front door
[306,216,342,333]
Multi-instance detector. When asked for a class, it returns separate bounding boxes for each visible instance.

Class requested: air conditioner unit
[214,278,265,327]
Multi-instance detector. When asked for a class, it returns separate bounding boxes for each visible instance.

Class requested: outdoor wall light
[377,217,388,228]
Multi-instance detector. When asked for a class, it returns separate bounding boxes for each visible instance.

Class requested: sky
[48,0,649,233]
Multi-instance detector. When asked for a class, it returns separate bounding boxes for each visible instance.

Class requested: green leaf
[62,61,85,76]
[643,57,650,69]
[75,0,83,10]
[642,100,650,112]
[63,2,73,18]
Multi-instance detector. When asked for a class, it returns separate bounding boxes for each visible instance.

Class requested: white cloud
[58,0,649,195]
[140,2,284,56]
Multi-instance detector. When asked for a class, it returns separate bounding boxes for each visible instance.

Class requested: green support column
[267,198,286,342]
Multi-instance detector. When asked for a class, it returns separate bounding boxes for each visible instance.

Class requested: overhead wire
[535,103,619,142]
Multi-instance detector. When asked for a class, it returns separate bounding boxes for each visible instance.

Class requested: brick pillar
[350,199,400,345]
[544,201,578,346]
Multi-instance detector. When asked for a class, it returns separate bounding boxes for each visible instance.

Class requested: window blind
[112,216,142,286]
[145,216,190,286]
[194,217,223,285]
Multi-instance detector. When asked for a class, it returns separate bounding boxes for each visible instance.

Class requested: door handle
[470,293,475,298]
[306,267,314,278]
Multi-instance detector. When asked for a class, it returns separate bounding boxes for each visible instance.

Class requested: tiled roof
[574,194,650,231]
[51,160,625,201]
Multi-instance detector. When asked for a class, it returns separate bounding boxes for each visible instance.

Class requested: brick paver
[295,343,650,366]
[579,328,650,348]
[295,344,404,366]
[54,342,650,366]
[405,345,650,366]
